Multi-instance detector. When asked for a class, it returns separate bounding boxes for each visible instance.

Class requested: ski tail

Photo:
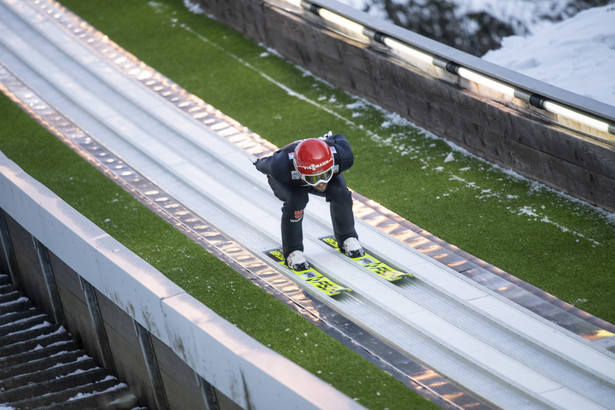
[265,248,351,296]
[320,236,413,282]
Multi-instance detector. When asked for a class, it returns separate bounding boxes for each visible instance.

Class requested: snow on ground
[483,5,615,107]
[341,0,576,33]
[450,0,584,33]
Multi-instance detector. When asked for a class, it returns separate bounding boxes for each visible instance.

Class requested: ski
[265,248,351,296]
[320,236,413,282]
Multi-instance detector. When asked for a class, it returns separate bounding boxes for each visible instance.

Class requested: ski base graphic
[320,236,413,282]
[265,248,351,296]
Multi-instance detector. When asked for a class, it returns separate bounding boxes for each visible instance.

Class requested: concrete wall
[190,0,614,211]
[0,203,230,409]
[2,211,248,409]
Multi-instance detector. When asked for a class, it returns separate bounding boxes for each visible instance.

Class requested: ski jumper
[255,134,358,258]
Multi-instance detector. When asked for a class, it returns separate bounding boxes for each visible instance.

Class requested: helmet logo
[297,157,333,172]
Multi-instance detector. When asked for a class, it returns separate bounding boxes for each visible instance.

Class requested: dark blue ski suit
[255,134,358,258]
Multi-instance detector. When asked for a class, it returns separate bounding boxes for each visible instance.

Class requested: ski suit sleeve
[326,134,354,173]
[254,155,273,175]
[254,150,292,183]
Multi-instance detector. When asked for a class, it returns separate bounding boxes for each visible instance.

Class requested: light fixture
[381,36,434,66]
[279,0,303,8]
[542,100,612,134]
[316,7,369,39]
[456,67,516,97]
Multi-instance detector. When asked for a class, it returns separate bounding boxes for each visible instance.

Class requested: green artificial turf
[2,0,614,407]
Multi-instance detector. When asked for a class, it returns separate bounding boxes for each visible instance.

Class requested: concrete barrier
[189,0,615,211]
[0,152,362,409]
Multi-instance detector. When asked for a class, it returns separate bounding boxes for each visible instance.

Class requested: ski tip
[264,248,352,297]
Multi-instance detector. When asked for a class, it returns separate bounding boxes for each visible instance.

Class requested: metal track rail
[1,0,614,408]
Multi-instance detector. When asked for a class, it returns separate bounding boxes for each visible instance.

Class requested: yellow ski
[321,236,413,282]
[265,249,351,296]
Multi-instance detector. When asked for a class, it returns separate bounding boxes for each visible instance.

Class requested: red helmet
[293,138,334,186]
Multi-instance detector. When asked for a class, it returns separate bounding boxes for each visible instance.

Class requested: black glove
[252,157,265,174]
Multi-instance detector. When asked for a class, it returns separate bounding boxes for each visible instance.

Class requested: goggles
[301,168,334,186]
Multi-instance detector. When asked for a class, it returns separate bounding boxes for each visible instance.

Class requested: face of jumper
[293,139,334,191]
[313,181,328,192]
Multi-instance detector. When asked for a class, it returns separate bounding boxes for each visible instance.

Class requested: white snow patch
[0,296,29,307]
[182,0,205,15]
[517,206,601,245]
[518,205,539,218]
[57,368,88,379]
[7,321,53,337]
[483,5,615,106]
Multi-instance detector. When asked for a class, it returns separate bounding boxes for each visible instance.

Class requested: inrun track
[1,0,614,409]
